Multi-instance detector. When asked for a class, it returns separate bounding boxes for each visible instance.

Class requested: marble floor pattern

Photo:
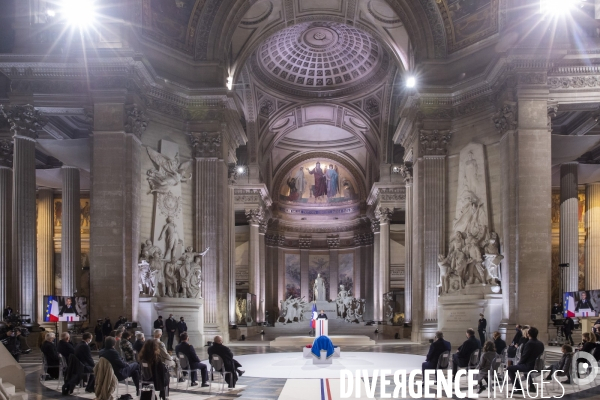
[15,340,600,400]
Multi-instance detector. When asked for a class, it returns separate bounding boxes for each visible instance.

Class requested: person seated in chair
[175,332,209,387]
[138,339,170,400]
[452,328,481,380]
[207,335,244,388]
[120,331,135,362]
[75,332,95,392]
[100,337,140,396]
[133,332,145,354]
[544,344,573,384]
[421,331,448,386]
[476,341,497,394]
[41,332,61,379]
[57,332,75,361]
[493,331,506,355]
[507,326,544,393]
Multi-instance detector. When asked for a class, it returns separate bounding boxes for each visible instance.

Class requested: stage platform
[270,335,376,347]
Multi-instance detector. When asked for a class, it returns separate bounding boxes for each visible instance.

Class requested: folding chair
[209,354,233,393]
[177,353,204,391]
[139,362,160,400]
[55,353,66,390]
[468,349,482,370]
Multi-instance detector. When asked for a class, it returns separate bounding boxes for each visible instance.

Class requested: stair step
[2,383,15,396]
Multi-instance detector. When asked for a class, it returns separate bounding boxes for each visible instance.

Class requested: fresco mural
[279,158,359,205]
[308,254,330,301]
[285,253,301,298]
[338,253,354,295]
[437,0,499,53]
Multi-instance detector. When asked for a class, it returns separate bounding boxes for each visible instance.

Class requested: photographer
[4,329,21,361]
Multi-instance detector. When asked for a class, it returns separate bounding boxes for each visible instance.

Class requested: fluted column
[258,223,266,323]
[245,208,262,324]
[0,139,12,315]
[586,183,600,289]
[376,207,393,321]
[328,236,339,301]
[560,163,579,294]
[404,178,413,323]
[61,166,80,296]
[37,189,54,321]
[2,105,47,319]
[299,237,311,300]
[372,220,381,321]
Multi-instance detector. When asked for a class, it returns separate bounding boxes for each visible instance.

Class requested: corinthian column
[246,208,263,324]
[0,139,12,314]
[372,220,381,321]
[560,163,579,294]
[37,189,54,321]
[1,105,47,318]
[61,166,81,296]
[376,207,393,321]
[327,236,340,302]
[586,183,600,289]
[259,222,267,323]
[403,167,413,323]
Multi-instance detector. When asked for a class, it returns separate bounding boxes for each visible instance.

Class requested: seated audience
[139,339,170,400]
[452,328,481,380]
[493,331,506,355]
[100,337,140,396]
[579,332,596,354]
[421,331,448,386]
[57,332,75,361]
[175,332,209,387]
[507,324,523,365]
[120,331,135,362]
[208,335,244,388]
[507,326,544,392]
[592,333,600,361]
[75,332,95,392]
[41,332,61,379]
[133,332,145,353]
[476,341,497,394]
[544,344,573,384]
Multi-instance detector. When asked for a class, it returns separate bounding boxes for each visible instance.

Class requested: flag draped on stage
[311,303,317,329]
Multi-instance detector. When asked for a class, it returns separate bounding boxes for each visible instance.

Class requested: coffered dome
[251,22,391,97]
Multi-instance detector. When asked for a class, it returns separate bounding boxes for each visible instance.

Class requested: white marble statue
[313,273,326,302]
[159,217,180,261]
[146,148,192,194]
[278,296,307,323]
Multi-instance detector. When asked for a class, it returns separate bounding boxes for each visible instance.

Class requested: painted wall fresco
[285,253,301,298]
[338,252,354,295]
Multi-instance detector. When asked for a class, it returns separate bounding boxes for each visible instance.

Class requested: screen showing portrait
[43,296,88,322]
[563,290,600,318]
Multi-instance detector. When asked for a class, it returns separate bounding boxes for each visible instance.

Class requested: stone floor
[16,340,600,399]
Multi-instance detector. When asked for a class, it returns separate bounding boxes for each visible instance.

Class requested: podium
[316,319,328,338]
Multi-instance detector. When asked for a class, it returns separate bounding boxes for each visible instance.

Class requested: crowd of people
[422,321,600,394]
[37,313,244,399]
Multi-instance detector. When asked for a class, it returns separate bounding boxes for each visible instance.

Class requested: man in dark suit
[317,310,328,319]
[100,337,140,396]
[452,328,481,380]
[477,314,487,347]
[58,297,78,317]
[101,317,112,337]
[177,317,188,336]
[57,332,75,361]
[165,314,177,351]
[508,326,545,392]
[563,317,575,345]
[75,333,95,392]
[2,305,12,319]
[422,331,449,383]
[175,332,209,387]
[208,335,244,388]
[576,291,595,312]
[41,332,61,379]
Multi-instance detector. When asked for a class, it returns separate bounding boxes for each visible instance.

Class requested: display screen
[563,290,600,318]
[43,296,88,322]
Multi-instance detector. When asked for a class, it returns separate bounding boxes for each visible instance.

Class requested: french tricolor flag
[46,298,59,322]
[311,302,317,329]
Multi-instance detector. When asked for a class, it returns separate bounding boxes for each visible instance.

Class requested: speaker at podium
[316,319,328,338]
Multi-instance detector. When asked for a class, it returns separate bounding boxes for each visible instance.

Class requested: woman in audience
[138,339,170,400]
[476,341,497,394]
[492,331,506,355]
[120,331,135,362]
[544,344,573,384]
[579,332,596,354]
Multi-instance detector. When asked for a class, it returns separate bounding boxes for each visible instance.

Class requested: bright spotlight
[237,166,245,174]
[540,0,577,15]
[61,0,96,27]
[47,9,56,17]
[406,76,416,88]
[227,76,233,91]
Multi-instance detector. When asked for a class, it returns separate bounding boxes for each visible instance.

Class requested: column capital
[299,236,312,249]
[245,207,264,225]
[0,104,48,139]
[259,221,268,234]
[419,129,451,156]
[0,139,13,168]
[397,163,412,185]
[191,131,222,158]
[277,234,286,246]
[492,102,518,134]
[124,104,149,140]
[371,219,380,233]
[375,207,394,223]
[327,235,340,249]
